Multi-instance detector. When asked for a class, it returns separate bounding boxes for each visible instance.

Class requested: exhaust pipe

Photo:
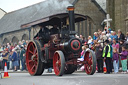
[67,6,75,35]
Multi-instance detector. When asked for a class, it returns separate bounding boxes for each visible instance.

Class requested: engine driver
[50,25,59,35]
[34,25,50,43]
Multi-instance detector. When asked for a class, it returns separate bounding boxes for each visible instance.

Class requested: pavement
[0,71,128,85]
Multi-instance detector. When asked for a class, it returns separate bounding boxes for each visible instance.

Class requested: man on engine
[34,25,50,43]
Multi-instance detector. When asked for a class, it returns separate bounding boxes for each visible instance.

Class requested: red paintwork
[53,52,61,76]
[71,40,81,51]
[84,52,93,74]
[26,42,38,75]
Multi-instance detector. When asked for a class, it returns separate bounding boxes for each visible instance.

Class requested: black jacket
[119,33,125,41]
[34,27,50,41]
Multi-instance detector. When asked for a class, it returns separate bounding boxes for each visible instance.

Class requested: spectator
[2,48,9,70]
[119,40,124,53]
[0,51,3,70]
[93,32,98,40]
[118,29,125,41]
[125,32,128,41]
[112,48,119,73]
[87,36,93,48]
[100,32,107,47]
[11,49,19,71]
[102,40,112,74]
[108,38,112,45]
[20,45,26,71]
[106,30,111,38]
[119,46,128,74]
[79,35,86,44]
[112,39,119,52]
[110,31,118,41]
[95,42,103,73]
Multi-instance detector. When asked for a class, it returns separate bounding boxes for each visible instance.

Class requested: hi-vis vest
[102,45,111,57]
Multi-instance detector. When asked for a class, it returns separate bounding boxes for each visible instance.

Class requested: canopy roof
[21,13,86,28]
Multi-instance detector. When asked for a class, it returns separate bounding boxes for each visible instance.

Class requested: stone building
[106,0,128,33]
[0,0,106,45]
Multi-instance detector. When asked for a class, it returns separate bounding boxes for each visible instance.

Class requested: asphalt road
[0,71,128,85]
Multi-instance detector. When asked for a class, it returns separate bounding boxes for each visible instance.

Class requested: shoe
[121,71,124,73]
[104,72,110,74]
[123,72,127,74]
[47,71,52,73]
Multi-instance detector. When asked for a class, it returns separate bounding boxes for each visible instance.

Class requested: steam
[44,0,73,11]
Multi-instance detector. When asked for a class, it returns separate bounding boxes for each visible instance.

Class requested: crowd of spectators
[77,27,128,74]
[0,27,128,74]
[0,40,29,71]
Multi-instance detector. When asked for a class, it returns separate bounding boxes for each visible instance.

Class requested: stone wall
[0,29,29,45]
[74,0,106,37]
[107,0,128,34]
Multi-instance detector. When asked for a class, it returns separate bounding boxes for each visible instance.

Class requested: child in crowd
[119,46,128,73]
[112,48,119,73]
[78,43,89,71]
[80,46,86,61]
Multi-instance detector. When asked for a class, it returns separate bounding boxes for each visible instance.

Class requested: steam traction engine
[25,6,96,76]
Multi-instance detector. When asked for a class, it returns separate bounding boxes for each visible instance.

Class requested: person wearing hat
[102,40,113,74]
[19,45,26,71]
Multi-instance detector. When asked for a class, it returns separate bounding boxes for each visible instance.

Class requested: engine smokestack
[67,6,75,35]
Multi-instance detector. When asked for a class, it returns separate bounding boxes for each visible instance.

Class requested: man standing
[102,40,112,74]
[20,45,25,71]
[95,42,103,73]
[118,29,125,41]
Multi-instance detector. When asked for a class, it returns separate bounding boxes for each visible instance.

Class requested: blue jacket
[12,52,18,61]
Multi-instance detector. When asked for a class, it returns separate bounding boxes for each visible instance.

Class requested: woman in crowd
[11,49,19,71]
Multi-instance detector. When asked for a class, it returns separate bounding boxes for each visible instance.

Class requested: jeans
[9,61,12,70]
[113,60,119,73]
[48,68,52,72]
[21,59,24,71]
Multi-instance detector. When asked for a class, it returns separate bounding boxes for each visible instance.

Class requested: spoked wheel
[64,64,77,74]
[53,51,65,76]
[84,50,96,75]
[26,40,44,76]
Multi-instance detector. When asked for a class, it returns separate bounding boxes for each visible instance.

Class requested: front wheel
[53,51,65,76]
[84,50,96,75]
[26,40,44,76]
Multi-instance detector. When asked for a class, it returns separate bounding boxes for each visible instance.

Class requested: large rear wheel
[84,50,96,75]
[53,51,65,76]
[26,40,44,76]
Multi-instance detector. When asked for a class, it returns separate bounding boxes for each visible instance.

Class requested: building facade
[0,0,106,45]
[106,0,128,33]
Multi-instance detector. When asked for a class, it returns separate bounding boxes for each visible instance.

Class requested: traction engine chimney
[67,6,75,36]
